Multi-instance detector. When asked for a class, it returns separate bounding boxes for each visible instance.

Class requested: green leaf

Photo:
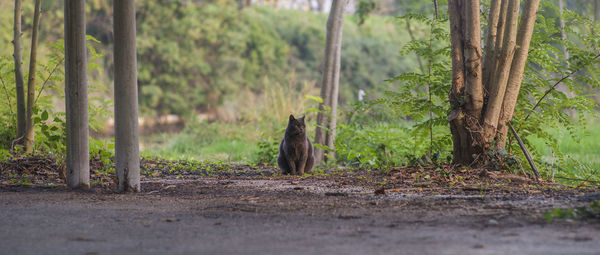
[41,110,49,121]
[304,95,323,103]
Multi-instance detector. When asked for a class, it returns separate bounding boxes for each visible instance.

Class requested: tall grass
[141,78,320,162]
[528,118,600,182]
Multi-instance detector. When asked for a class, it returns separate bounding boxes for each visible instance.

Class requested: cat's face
[288,114,306,135]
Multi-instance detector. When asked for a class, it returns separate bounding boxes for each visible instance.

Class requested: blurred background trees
[0,0,598,183]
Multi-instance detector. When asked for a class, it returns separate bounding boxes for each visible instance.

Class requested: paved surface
[1,179,599,255]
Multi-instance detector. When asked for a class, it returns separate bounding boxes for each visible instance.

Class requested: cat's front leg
[288,159,297,175]
[297,154,308,175]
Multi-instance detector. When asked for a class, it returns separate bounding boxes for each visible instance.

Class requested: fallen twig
[508,122,541,180]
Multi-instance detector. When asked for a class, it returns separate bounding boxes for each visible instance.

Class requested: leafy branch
[520,52,600,126]
[34,56,64,105]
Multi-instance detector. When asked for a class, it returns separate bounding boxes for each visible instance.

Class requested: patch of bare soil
[1,156,599,254]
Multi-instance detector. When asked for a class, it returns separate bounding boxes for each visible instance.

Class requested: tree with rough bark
[447,0,541,165]
[23,0,42,153]
[13,0,26,141]
[314,0,347,165]
[114,0,141,192]
[64,0,90,189]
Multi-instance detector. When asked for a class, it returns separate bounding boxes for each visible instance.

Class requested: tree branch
[508,121,540,180]
[522,53,600,124]
[34,57,65,105]
[0,74,14,116]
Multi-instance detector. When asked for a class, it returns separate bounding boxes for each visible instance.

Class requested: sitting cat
[277,114,314,175]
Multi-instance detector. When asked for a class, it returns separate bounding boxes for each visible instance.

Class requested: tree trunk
[64,0,90,189]
[448,0,540,165]
[482,0,502,90]
[13,0,26,140]
[24,0,42,154]
[448,0,482,165]
[558,0,569,64]
[483,0,519,143]
[496,0,541,148]
[238,0,251,9]
[595,0,599,23]
[463,0,484,118]
[314,0,347,165]
[114,0,141,192]
[488,0,509,93]
[317,0,325,12]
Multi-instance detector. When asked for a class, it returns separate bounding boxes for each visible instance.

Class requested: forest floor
[1,156,599,254]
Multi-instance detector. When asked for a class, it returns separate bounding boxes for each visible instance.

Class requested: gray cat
[277,114,314,175]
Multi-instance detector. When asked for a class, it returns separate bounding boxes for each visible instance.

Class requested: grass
[141,117,600,185]
[140,122,262,162]
[527,118,600,183]
[141,79,320,163]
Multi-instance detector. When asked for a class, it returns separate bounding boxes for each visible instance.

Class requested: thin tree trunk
[314,0,346,165]
[13,0,26,140]
[114,0,141,192]
[64,0,90,189]
[496,0,541,148]
[558,0,569,64]
[326,38,341,161]
[489,0,509,93]
[24,0,42,154]
[317,0,325,12]
[592,0,598,40]
[463,0,484,118]
[482,0,502,91]
[595,0,598,23]
[482,0,519,143]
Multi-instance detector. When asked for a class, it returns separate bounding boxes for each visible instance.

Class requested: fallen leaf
[374,187,385,195]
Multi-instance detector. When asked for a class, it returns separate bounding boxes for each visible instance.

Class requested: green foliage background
[0,0,599,184]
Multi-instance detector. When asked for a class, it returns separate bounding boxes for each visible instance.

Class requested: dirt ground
[1,157,599,254]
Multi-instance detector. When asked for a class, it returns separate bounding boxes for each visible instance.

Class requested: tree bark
[13,0,26,140]
[482,0,502,91]
[448,0,482,165]
[24,0,42,154]
[558,0,569,64]
[496,0,541,148]
[314,0,347,165]
[489,0,509,93]
[463,0,484,118]
[448,0,541,165]
[114,0,141,192]
[64,0,90,189]
[595,0,598,23]
[317,0,325,12]
[482,0,519,143]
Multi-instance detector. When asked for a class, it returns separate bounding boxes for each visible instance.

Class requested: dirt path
[1,176,599,255]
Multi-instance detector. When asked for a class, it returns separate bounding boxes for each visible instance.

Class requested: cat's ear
[299,115,305,123]
[289,114,295,121]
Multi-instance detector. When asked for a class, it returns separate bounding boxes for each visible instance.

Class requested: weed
[544,201,600,222]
